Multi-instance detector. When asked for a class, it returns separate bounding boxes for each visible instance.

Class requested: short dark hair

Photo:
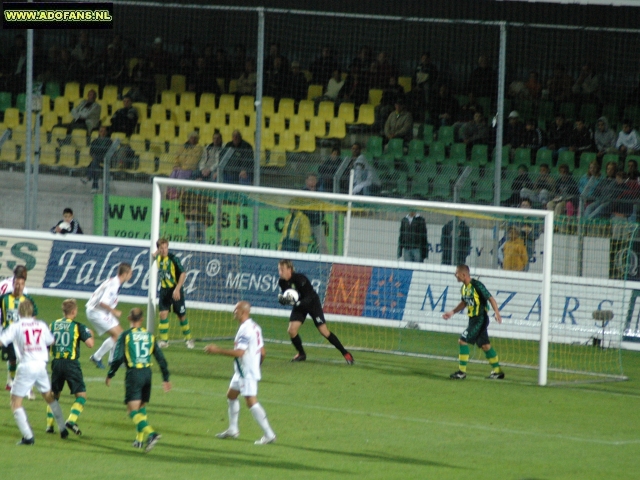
[63,208,73,215]
[118,263,132,276]
[128,308,144,322]
[13,265,27,279]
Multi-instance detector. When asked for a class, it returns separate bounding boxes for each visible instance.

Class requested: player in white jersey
[0,265,28,296]
[205,301,276,445]
[0,300,70,444]
[86,263,133,369]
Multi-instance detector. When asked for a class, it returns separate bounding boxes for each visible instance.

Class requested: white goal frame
[149,177,555,386]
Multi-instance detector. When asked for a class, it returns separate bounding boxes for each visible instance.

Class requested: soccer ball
[58,222,71,232]
[283,289,299,303]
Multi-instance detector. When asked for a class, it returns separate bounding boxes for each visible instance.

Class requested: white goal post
[148,177,555,386]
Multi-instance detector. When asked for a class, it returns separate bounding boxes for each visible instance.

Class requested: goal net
[149,177,633,385]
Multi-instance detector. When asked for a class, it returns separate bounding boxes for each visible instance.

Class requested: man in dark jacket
[109,95,138,136]
[441,220,471,266]
[397,211,428,262]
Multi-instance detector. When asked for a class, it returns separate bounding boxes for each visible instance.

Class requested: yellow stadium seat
[61,112,74,124]
[190,107,207,128]
[180,91,196,111]
[83,83,100,99]
[278,98,295,119]
[307,84,323,100]
[398,76,412,93]
[39,94,52,114]
[58,145,77,168]
[170,75,186,94]
[309,117,327,137]
[267,113,285,133]
[338,103,355,124]
[238,96,255,115]
[127,58,139,77]
[110,132,128,144]
[209,110,226,129]
[297,100,315,121]
[111,100,124,115]
[39,143,58,167]
[121,85,132,97]
[41,111,59,132]
[78,146,91,167]
[150,104,167,124]
[260,129,275,151]
[0,140,17,162]
[295,132,316,153]
[101,85,118,106]
[3,108,20,129]
[38,130,49,146]
[218,125,234,141]
[324,117,346,139]
[161,90,177,110]
[156,153,175,176]
[278,130,296,152]
[267,149,286,167]
[302,70,313,82]
[317,101,335,122]
[288,115,306,135]
[90,130,99,142]
[369,89,383,106]
[229,111,247,130]
[138,121,157,141]
[240,127,255,147]
[198,125,215,144]
[129,134,146,153]
[137,152,157,175]
[217,94,235,115]
[133,102,148,123]
[260,97,275,118]
[11,124,27,146]
[71,129,88,148]
[199,93,216,112]
[64,82,81,102]
[228,79,238,94]
[101,114,112,128]
[158,121,177,143]
[172,105,187,124]
[216,78,226,93]
[54,97,70,118]
[51,126,68,144]
[356,104,375,125]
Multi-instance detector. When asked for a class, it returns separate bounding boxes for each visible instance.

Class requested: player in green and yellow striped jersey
[151,238,194,349]
[0,276,38,391]
[46,299,94,436]
[443,264,505,380]
[106,308,171,453]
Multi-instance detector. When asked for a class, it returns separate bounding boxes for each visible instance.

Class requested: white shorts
[86,308,119,336]
[12,362,50,397]
[229,373,258,397]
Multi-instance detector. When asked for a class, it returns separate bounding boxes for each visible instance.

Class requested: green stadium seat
[365,135,383,160]
[0,92,12,113]
[470,144,488,166]
[449,143,467,165]
[535,148,553,166]
[557,150,575,169]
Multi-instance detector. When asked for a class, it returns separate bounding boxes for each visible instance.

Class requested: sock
[8,361,16,384]
[179,317,192,340]
[13,408,33,440]
[326,332,347,355]
[459,344,470,373]
[67,396,86,425]
[228,398,240,433]
[48,400,67,431]
[158,316,170,341]
[291,335,305,355]
[93,337,115,362]
[46,405,54,428]
[250,403,275,439]
[485,347,501,373]
[130,409,155,441]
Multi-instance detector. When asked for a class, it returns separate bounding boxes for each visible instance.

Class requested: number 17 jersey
[0,317,53,363]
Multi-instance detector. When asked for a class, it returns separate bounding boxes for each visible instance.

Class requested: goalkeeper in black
[277,259,354,364]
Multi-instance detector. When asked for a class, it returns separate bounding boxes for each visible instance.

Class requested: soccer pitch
[3,295,640,479]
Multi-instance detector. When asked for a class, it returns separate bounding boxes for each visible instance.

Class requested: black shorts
[2,344,16,362]
[460,314,490,347]
[124,368,152,404]
[158,287,187,316]
[290,298,326,327]
[51,359,86,395]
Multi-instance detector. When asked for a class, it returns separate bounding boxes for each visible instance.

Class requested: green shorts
[460,314,490,347]
[51,359,86,395]
[124,368,152,404]
[159,287,187,316]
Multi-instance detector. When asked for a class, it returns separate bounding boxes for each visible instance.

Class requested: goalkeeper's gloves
[278,294,288,306]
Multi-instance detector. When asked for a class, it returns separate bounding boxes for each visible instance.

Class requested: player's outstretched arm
[488,297,502,324]
[443,301,466,320]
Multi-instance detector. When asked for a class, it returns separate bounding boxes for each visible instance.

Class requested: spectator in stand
[340,67,369,106]
[543,113,573,164]
[397,211,429,263]
[302,174,328,254]
[594,117,617,162]
[546,164,579,216]
[346,143,380,196]
[264,56,288,100]
[288,61,309,102]
[516,199,542,270]
[109,95,138,137]
[429,85,459,126]
[172,132,203,180]
[130,57,154,103]
[504,111,526,150]
[520,163,555,207]
[310,46,339,87]
[101,44,125,87]
[190,57,222,100]
[568,118,594,159]
[264,42,289,76]
[318,147,343,192]
[502,164,533,207]
[50,208,83,234]
[458,92,483,123]
[235,58,257,97]
[214,49,232,91]
[2,34,26,94]
[414,52,439,104]
[582,161,617,218]
[81,125,112,192]
[109,34,125,66]
[611,171,640,219]
[502,227,528,272]
[578,160,603,204]
[230,44,247,79]
[223,130,254,185]
[349,46,372,74]
[65,89,101,134]
[627,158,640,181]
[384,96,413,144]
[406,77,427,122]
[71,31,90,63]
[196,132,223,182]
[525,71,542,100]
[178,38,196,76]
[371,52,397,89]
[615,120,640,159]
[521,118,544,153]
[547,65,573,104]
[585,169,629,219]
[147,37,171,75]
[460,112,490,155]
[317,68,344,102]
[467,55,496,99]
[375,76,405,131]
[572,63,600,105]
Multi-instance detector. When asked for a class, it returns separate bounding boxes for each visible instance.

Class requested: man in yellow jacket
[279,209,312,253]
[503,227,528,271]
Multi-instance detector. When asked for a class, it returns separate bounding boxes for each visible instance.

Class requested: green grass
[4,295,640,479]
